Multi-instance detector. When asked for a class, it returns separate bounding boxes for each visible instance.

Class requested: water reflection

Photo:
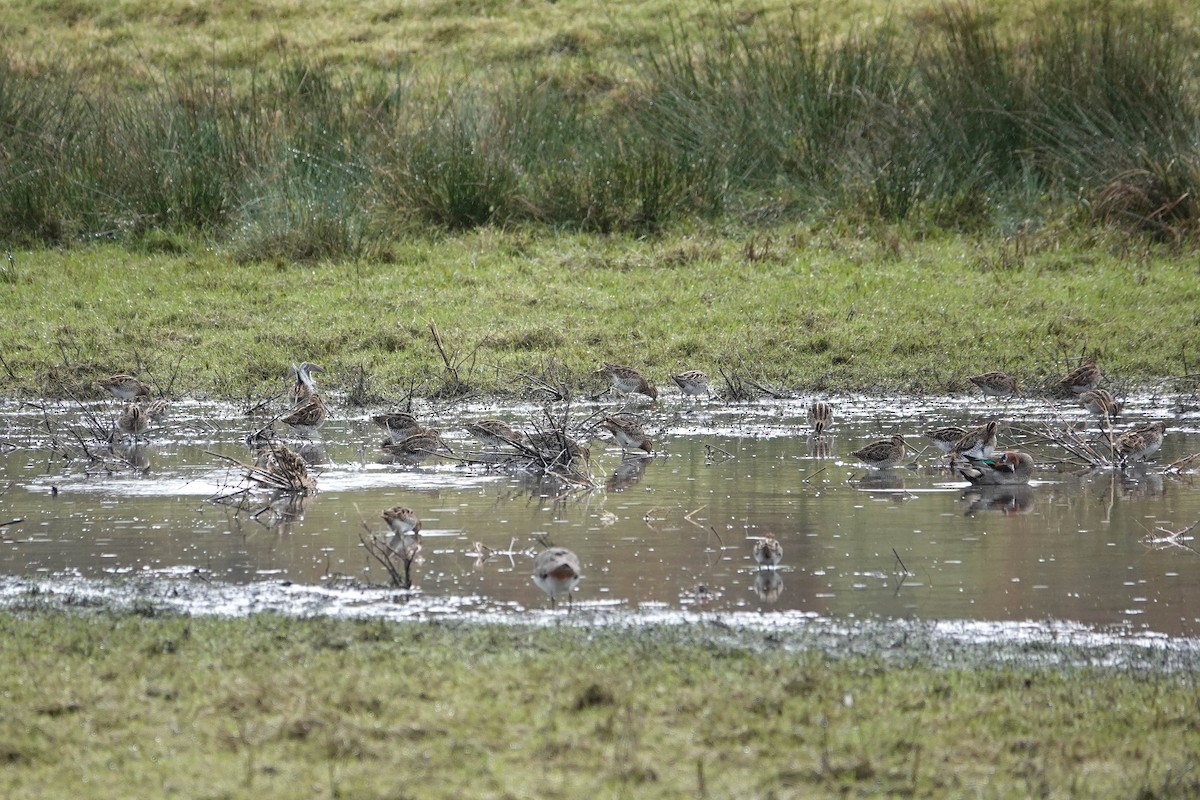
[0,397,1197,635]
[753,570,784,603]
[961,485,1035,515]
[606,455,652,492]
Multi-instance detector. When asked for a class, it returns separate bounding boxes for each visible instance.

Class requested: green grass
[0,609,1196,799]
[1,225,1198,400]
[3,1,1200,401]
[4,2,1200,246]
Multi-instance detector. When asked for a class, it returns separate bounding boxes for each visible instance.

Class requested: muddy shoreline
[3,573,1197,673]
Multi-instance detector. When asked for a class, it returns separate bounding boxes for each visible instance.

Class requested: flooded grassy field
[1,394,1197,638]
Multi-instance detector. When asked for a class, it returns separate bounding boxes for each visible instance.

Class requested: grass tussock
[3,3,1200,252]
[0,610,1197,800]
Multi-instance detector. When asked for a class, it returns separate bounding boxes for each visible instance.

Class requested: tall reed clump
[1,2,1198,247]
[0,61,87,244]
[634,2,1200,231]
[1024,4,1200,236]
[231,62,381,262]
[367,76,723,233]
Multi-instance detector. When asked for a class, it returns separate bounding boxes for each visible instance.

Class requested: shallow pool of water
[1,394,1198,635]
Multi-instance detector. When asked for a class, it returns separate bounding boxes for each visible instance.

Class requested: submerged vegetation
[0,609,1195,799]
[2,2,1200,251]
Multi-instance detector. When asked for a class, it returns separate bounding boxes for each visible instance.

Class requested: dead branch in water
[1037,422,1118,469]
[1165,451,1200,474]
[1141,518,1200,556]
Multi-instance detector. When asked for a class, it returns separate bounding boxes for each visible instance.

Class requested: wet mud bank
[3,573,1197,673]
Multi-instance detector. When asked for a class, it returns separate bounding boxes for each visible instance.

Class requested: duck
[957,451,1035,486]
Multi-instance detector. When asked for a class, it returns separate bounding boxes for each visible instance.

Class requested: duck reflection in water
[753,570,784,603]
[962,484,1035,516]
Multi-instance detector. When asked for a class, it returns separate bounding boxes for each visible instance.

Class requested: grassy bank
[0,609,1196,799]
[4,1,1200,402]
[1,227,1198,400]
[3,3,1200,246]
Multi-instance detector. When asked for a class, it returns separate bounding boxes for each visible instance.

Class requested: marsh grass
[0,609,1197,799]
[3,3,1200,250]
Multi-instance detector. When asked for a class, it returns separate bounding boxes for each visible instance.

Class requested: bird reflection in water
[961,485,1035,516]
[753,570,784,603]
[110,443,150,471]
[807,435,833,459]
[607,455,652,492]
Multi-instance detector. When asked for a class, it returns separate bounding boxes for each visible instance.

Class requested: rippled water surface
[1,395,1198,636]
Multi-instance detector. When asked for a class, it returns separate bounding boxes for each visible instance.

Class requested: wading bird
[532,547,582,608]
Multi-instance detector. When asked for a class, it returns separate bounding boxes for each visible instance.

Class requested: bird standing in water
[532,547,582,608]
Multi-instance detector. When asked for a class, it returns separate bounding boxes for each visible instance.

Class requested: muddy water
[1,396,1197,636]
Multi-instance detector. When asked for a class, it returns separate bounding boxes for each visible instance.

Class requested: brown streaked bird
[371,411,422,439]
[753,536,783,569]
[466,419,526,448]
[1058,358,1101,394]
[596,362,657,401]
[807,401,834,435]
[1116,421,1166,463]
[96,374,150,400]
[1079,389,1121,420]
[525,431,590,467]
[670,370,711,399]
[968,372,1019,399]
[924,426,968,454]
[957,451,1035,486]
[600,415,653,454]
[116,403,149,438]
[851,435,908,469]
[145,398,170,422]
[381,428,446,463]
[382,505,422,535]
[254,444,316,494]
[382,505,423,556]
[950,420,998,461]
[532,546,582,608]
[287,362,326,406]
[281,393,328,437]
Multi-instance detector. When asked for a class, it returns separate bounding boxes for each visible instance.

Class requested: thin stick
[799,467,826,483]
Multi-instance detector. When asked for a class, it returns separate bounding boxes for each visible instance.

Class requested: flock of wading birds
[92,357,1168,607]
